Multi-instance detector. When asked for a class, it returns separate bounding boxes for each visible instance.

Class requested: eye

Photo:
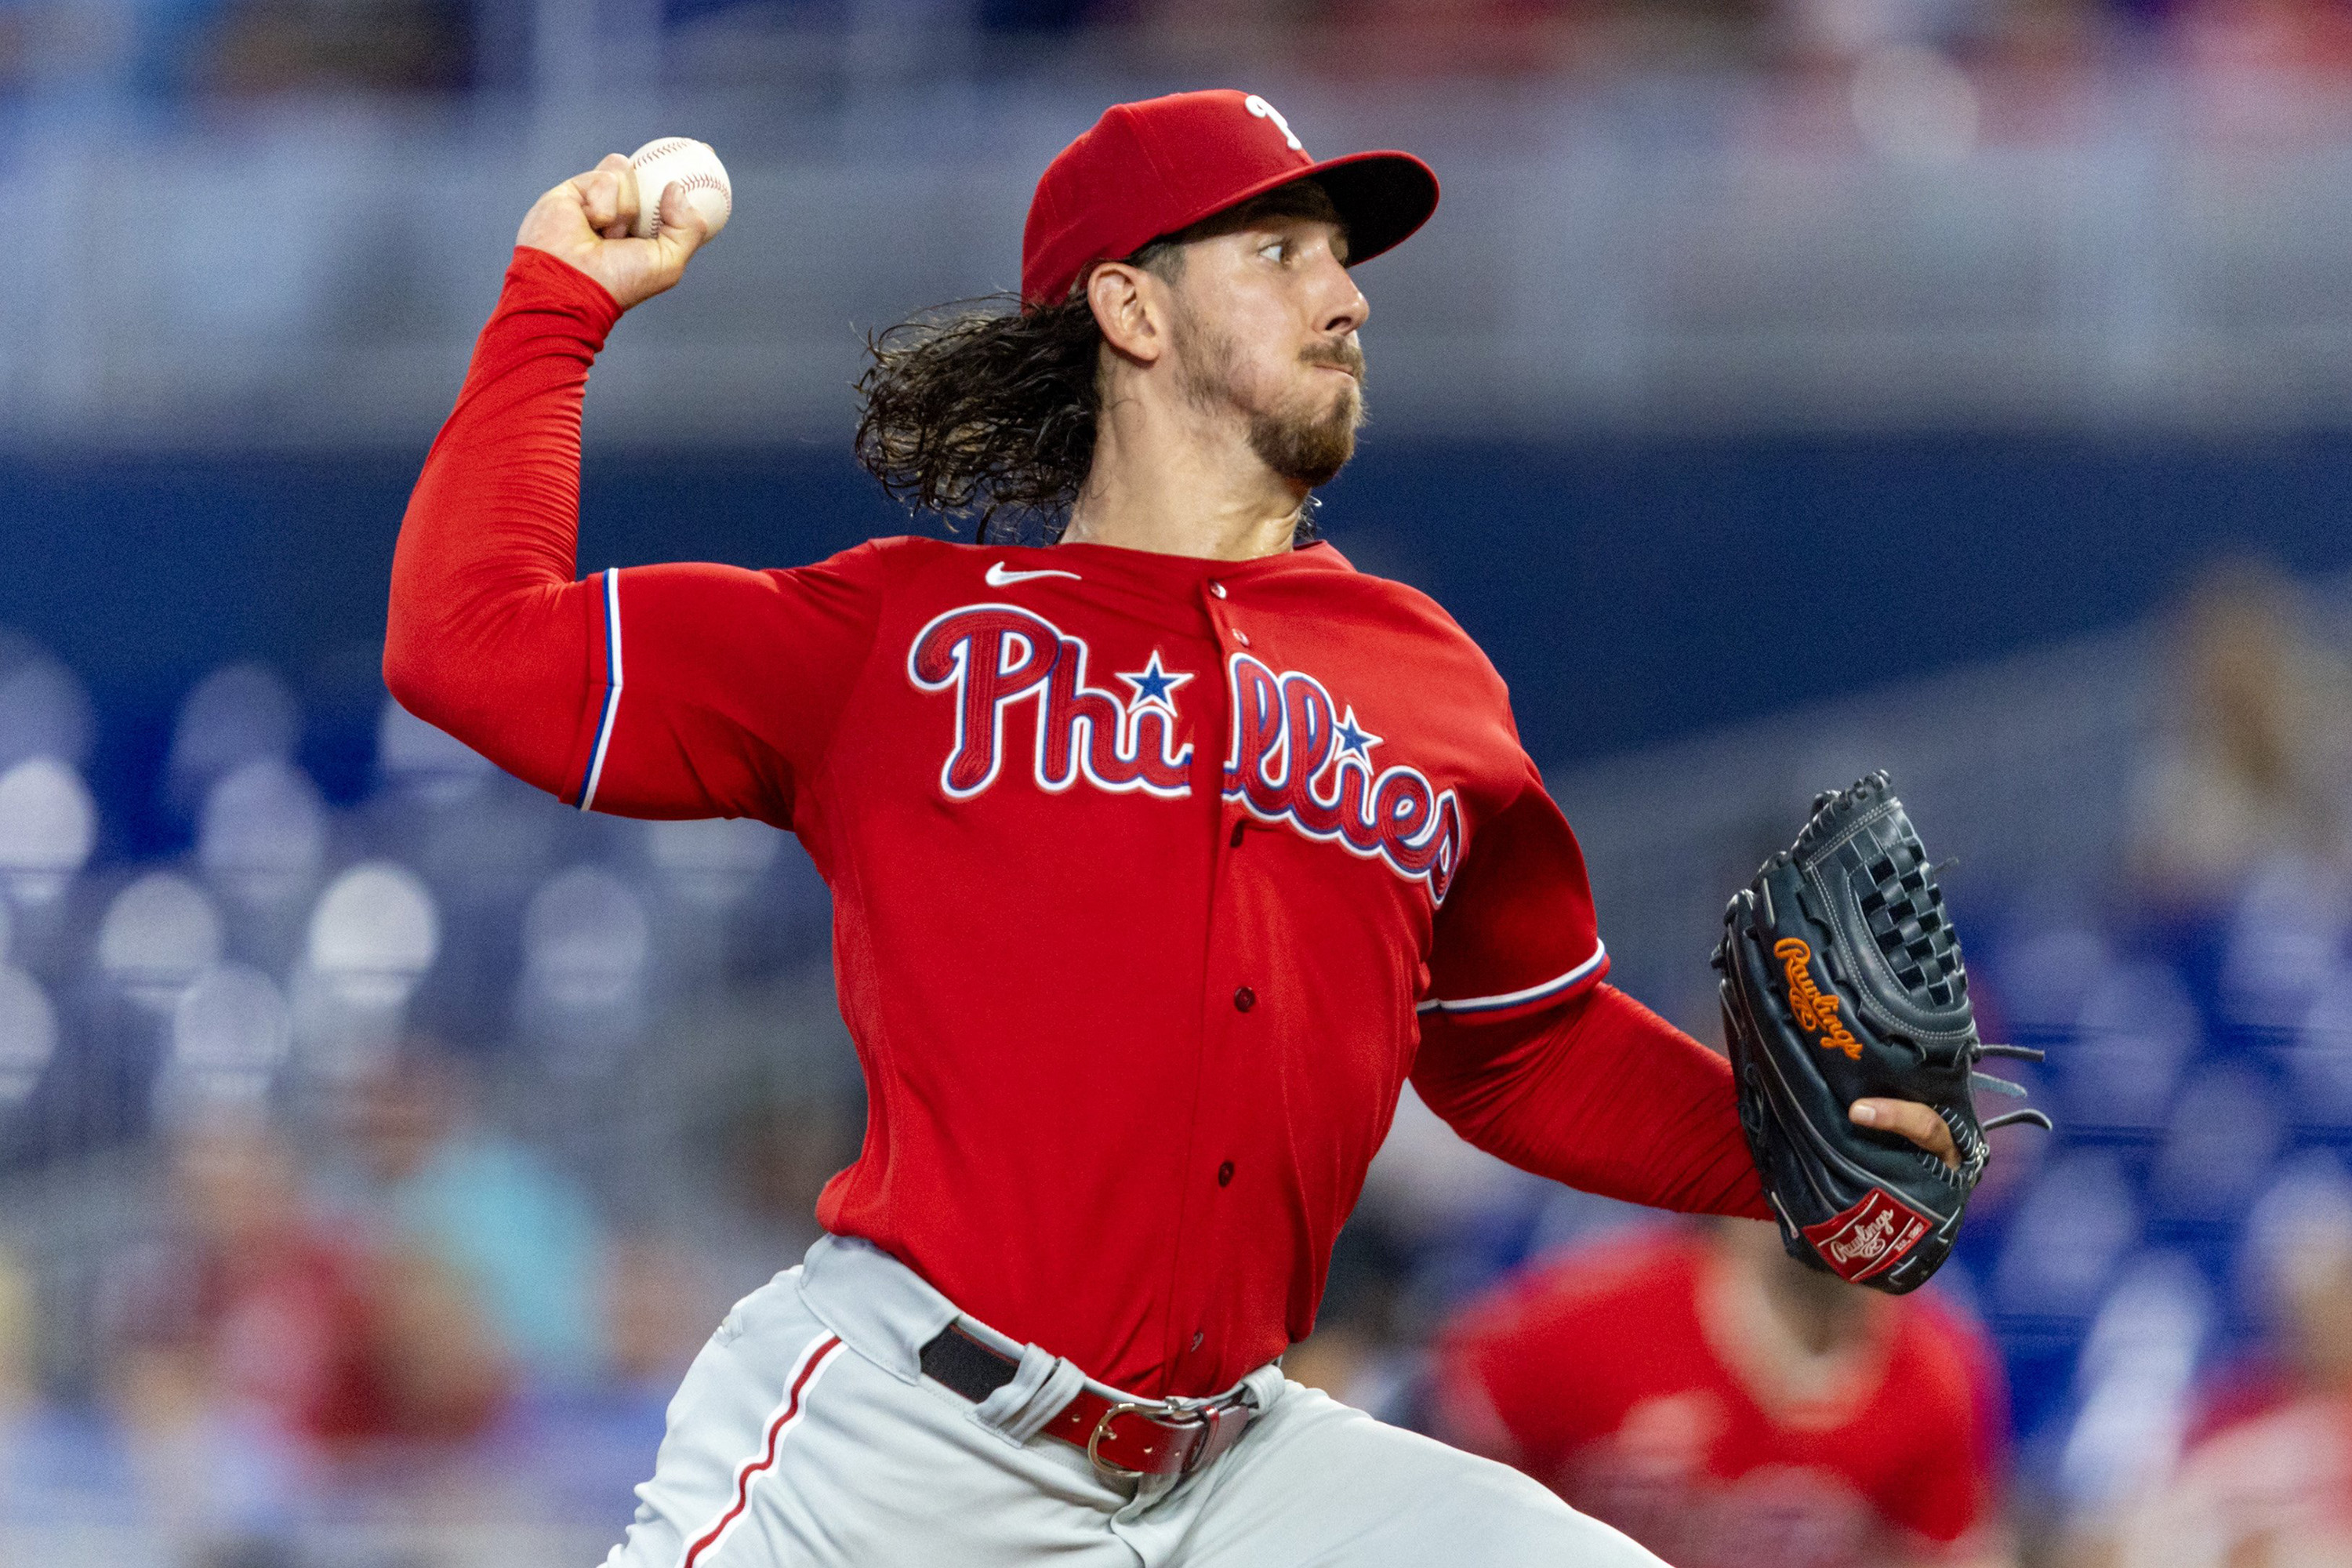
[1258,238,1290,263]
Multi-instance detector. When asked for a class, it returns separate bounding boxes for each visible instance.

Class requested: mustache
[1301,338,1367,382]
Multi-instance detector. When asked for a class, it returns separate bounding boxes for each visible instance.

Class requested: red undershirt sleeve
[1412,982,1772,1220]
[385,246,887,826]
[1414,755,1769,1218]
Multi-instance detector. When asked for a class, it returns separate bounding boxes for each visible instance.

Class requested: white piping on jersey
[1417,939,1607,1016]
[577,567,623,812]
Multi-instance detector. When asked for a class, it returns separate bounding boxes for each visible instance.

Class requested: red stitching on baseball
[670,172,731,217]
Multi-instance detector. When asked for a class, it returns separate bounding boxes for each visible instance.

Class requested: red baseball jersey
[1435,1228,2005,1566]
[388,249,1766,1398]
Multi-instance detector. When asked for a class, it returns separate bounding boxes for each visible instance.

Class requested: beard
[1248,374,1362,488]
[1176,317,1367,490]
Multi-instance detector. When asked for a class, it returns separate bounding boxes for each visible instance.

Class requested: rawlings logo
[1773,938,1862,1061]
[1801,1189,1933,1284]
[1828,1207,1901,1266]
[1221,652,1464,904]
[909,604,1193,800]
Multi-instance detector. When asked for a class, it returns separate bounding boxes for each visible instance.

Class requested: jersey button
[1229,821,1246,848]
[1217,1160,1235,1187]
[1233,985,1256,1012]
[1190,1330,1205,1351]
[1232,630,1250,647]
[1210,582,1229,599]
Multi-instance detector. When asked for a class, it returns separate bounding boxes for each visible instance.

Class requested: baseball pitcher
[386,89,1984,1566]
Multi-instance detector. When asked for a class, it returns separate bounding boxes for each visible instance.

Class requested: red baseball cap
[1021,89,1439,308]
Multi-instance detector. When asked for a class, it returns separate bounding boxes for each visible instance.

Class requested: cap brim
[1301,151,1440,268]
[1188,150,1439,270]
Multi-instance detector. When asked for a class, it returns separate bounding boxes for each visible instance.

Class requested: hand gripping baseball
[517,152,711,311]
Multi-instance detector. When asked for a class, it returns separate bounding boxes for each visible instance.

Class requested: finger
[517,176,603,251]
[652,181,713,268]
[566,169,617,234]
[610,160,641,233]
[568,160,641,238]
[1850,1098,1959,1170]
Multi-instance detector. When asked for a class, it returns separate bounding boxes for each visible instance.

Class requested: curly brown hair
[852,181,1344,546]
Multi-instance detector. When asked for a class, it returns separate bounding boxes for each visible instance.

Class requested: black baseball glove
[1714,772,2049,1294]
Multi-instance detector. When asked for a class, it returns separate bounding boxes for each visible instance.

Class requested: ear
[1085,261,1167,366]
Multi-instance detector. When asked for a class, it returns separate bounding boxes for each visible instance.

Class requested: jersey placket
[1159,572,1263,1391]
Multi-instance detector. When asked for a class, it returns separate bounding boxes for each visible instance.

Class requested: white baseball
[626,136,732,242]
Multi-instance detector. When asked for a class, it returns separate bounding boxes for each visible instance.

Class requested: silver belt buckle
[1086,1397,1210,1483]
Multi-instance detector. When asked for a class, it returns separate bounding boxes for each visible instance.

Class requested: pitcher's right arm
[385,157,887,826]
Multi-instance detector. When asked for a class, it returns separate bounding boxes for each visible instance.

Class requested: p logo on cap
[1245,95,1304,152]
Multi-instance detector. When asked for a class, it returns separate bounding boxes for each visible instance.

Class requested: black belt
[918,1324,1254,1482]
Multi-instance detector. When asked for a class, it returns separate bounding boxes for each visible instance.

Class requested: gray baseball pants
[603,1233,1661,1567]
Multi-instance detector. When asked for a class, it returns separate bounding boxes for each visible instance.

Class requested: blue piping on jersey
[575,567,622,811]
[1416,939,1608,1016]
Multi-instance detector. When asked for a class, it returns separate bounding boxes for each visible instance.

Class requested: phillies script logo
[1222,653,1464,904]
[1773,938,1863,1061]
[908,605,1193,800]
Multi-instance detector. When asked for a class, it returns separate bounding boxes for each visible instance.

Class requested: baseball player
[385,89,1962,1566]
[1432,1218,2010,1567]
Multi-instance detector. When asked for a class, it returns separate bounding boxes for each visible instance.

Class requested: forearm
[383,247,623,797]
[1412,983,1770,1218]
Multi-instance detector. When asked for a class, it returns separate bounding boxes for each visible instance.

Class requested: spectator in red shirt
[1432,1218,2011,1568]
[104,1120,509,1451]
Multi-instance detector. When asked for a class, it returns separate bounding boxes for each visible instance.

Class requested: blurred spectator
[2176,0,2352,144]
[198,0,474,96]
[102,1117,507,1456]
[980,0,1105,29]
[1312,0,1602,77]
[1134,0,1660,76]
[722,1092,859,1265]
[1278,1207,1419,1415]
[1432,1218,2011,1567]
[334,1047,608,1389]
[603,1234,724,1391]
[2096,1164,2352,1565]
[2048,1253,2212,1552]
[0,1243,34,1417]
[2132,560,2352,906]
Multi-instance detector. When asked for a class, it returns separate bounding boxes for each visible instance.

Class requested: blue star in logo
[1334,707,1380,762]
[1118,652,1192,717]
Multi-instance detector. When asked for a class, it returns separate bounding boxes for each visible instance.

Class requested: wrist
[506,245,626,340]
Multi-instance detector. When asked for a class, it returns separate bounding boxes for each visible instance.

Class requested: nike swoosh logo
[985,561,1082,587]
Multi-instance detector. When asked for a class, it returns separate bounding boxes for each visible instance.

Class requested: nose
[1315,252,1369,337]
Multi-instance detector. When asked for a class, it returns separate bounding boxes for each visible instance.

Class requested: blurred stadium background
[3,0,2352,1563]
